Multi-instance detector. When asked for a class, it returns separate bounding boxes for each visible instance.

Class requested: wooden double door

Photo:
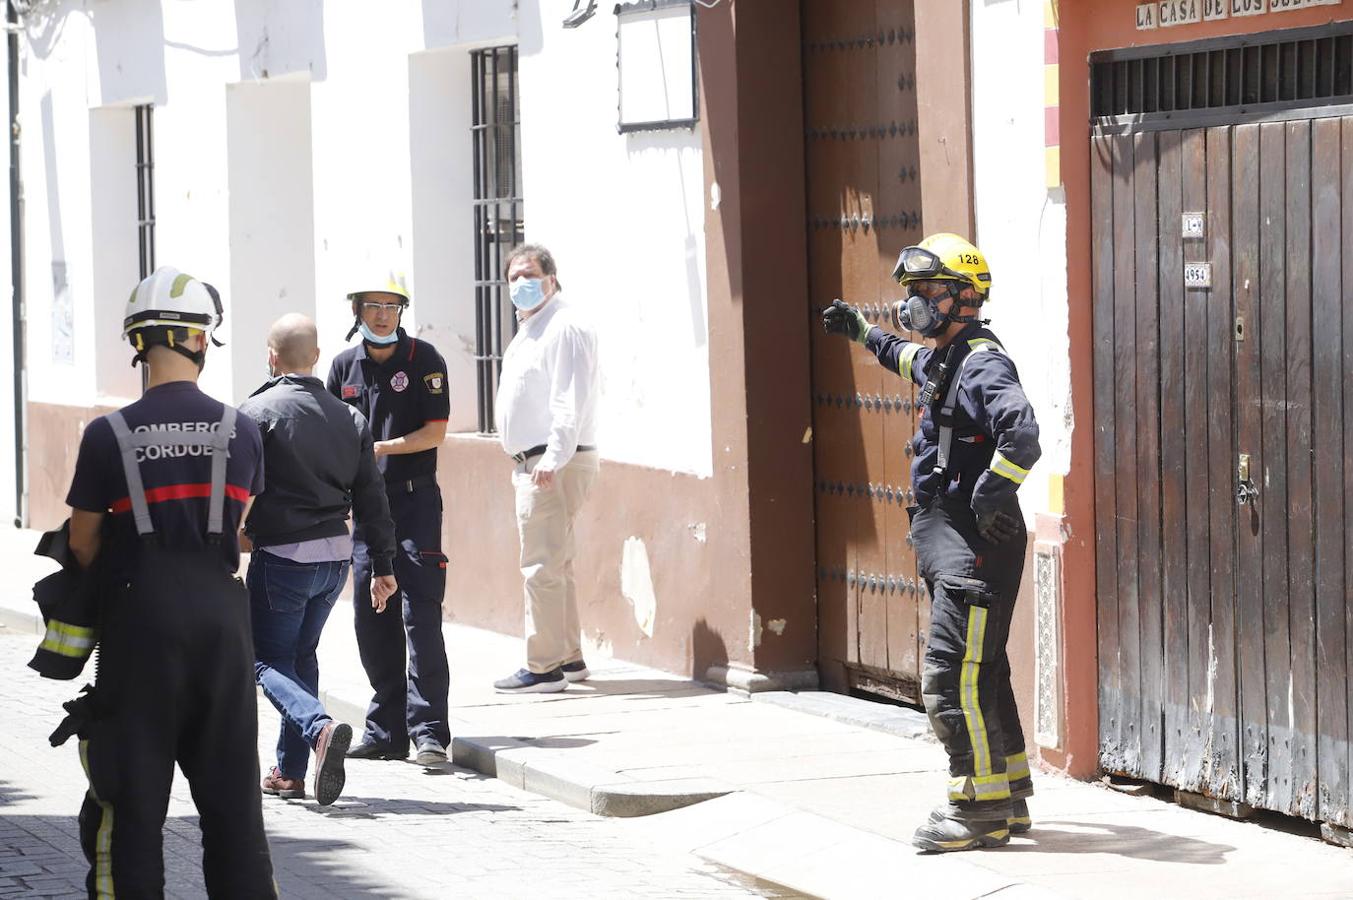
[1092,116,1353,825]
[804,0,929,700]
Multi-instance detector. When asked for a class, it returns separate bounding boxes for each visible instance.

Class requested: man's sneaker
[313,721,352,807]
[415,738,448,766]
[913,805,1010,853]
[1009,798,1032,834]
[561,660,591,683]
[347,738,409,761]
[493,667,567,693]
[261,767,305,801]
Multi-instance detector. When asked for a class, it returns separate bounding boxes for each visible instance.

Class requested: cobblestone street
[0,631,797,899]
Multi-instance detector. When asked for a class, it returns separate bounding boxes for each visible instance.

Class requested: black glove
[821,299,870,343]
[975,509,1022,545]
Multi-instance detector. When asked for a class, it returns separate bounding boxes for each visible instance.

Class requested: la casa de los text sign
[1138,0,1343,30]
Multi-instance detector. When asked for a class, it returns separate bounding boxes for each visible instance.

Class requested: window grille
[1091,22,1353,132]
[471,46,523,434]
[135,104,155,279]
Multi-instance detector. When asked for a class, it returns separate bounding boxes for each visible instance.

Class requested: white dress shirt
[496,294,599,471]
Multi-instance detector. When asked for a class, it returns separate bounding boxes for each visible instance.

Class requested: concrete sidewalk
[6,525,1353,899]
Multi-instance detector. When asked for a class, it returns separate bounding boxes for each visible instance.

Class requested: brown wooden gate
[1092,116,1353,825]
[803,1,928,700]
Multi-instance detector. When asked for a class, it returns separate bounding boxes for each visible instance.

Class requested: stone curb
[320,680,732,818]
[751,689,936,742]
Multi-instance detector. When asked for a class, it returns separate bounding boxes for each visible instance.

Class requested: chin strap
[128,328,207,370]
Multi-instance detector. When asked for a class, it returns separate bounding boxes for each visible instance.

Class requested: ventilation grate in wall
[1091,22,1353,130]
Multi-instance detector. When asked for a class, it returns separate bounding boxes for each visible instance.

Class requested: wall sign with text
[1138,0,1343,29]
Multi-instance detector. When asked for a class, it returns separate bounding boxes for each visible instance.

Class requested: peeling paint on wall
[767,618,787,637]
[689,522,706,543]
[620,537,657,638]
[750,610,763,650]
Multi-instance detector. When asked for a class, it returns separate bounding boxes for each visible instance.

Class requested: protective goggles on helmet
[890,246,969,284]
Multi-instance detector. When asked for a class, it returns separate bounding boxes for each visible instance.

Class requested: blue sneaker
[561,660,591,683]
[493,667,567,693]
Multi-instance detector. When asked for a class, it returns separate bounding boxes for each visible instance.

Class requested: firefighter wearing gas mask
[822,233,1041,853]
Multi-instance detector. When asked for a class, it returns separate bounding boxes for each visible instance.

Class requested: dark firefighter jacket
[863,322,1041,512]
[29,520,103,681]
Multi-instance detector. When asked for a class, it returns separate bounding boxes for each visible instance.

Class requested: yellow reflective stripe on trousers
[990,451,1029,485]
[39,621,96,658]
[961,604,993,778]
[947,772,1010,802]
[898,343,922,381]
[1006,752,1031,781]
[79,740,116,898]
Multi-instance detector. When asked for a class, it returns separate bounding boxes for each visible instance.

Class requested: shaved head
[268,313,320,374]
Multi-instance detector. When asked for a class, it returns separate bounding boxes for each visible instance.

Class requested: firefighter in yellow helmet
[823,233,1042,852]
[327,277,452,766]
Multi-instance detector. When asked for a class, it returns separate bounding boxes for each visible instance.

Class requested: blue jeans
[247,551,350,780]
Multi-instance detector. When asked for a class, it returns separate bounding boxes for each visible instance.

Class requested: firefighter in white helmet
[59,267,276,894]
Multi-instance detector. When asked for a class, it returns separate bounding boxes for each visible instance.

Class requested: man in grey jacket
[240,314,398,807]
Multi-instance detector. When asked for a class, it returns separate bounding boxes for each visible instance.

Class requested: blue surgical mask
[510,277,547,311]
[359,322,400,345]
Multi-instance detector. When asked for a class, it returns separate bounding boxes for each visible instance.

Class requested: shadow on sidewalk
[458,735,598,751]
[301,797,520,820]
[566,678,717,699]
[0,809,397,897]
[1004,820,1234,864]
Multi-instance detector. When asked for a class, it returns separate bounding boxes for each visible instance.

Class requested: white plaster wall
[970,0,1072,522]
[226,77,316,402]
[0,27,14,526]
[16,0,713,477]
[516,1,712,477]
[307,3,423,381]
[21,4,97,410]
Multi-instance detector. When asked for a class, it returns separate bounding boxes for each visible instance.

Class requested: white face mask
[358,322,400,345]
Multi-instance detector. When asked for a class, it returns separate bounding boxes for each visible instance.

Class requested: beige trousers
[513,451,599,673]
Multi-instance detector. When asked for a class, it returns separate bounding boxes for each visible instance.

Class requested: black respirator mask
[891,286,964,338]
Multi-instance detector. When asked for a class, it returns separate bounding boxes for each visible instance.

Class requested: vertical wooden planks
[876,0,922,684]
[1310,114,1347,829]
[1109,133,1141,774]
[1092,134,1121,767]
[1157,130,1190,788]
[1112,133,1142,776]
[1309,117,1342,828]
[1208,124,1242,803]
[1134,131,1165,784]
[1342,115,1353,831]
[1283,120,1316,821]
[1258,121,1291,813]
[1233,122,1268,809]
[1180,128,1212,792]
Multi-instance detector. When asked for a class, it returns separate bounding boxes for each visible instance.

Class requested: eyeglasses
[361,302,404,314]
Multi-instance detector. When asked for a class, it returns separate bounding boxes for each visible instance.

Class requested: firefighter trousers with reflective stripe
[79,544,276,898]
[911,497,1029,822]
[351,484,451,752]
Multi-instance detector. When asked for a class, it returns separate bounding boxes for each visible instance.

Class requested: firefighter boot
[1009,798,1031,834]
[913,804,1011,852]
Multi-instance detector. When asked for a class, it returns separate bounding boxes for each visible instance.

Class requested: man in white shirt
[493,244,601,693]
